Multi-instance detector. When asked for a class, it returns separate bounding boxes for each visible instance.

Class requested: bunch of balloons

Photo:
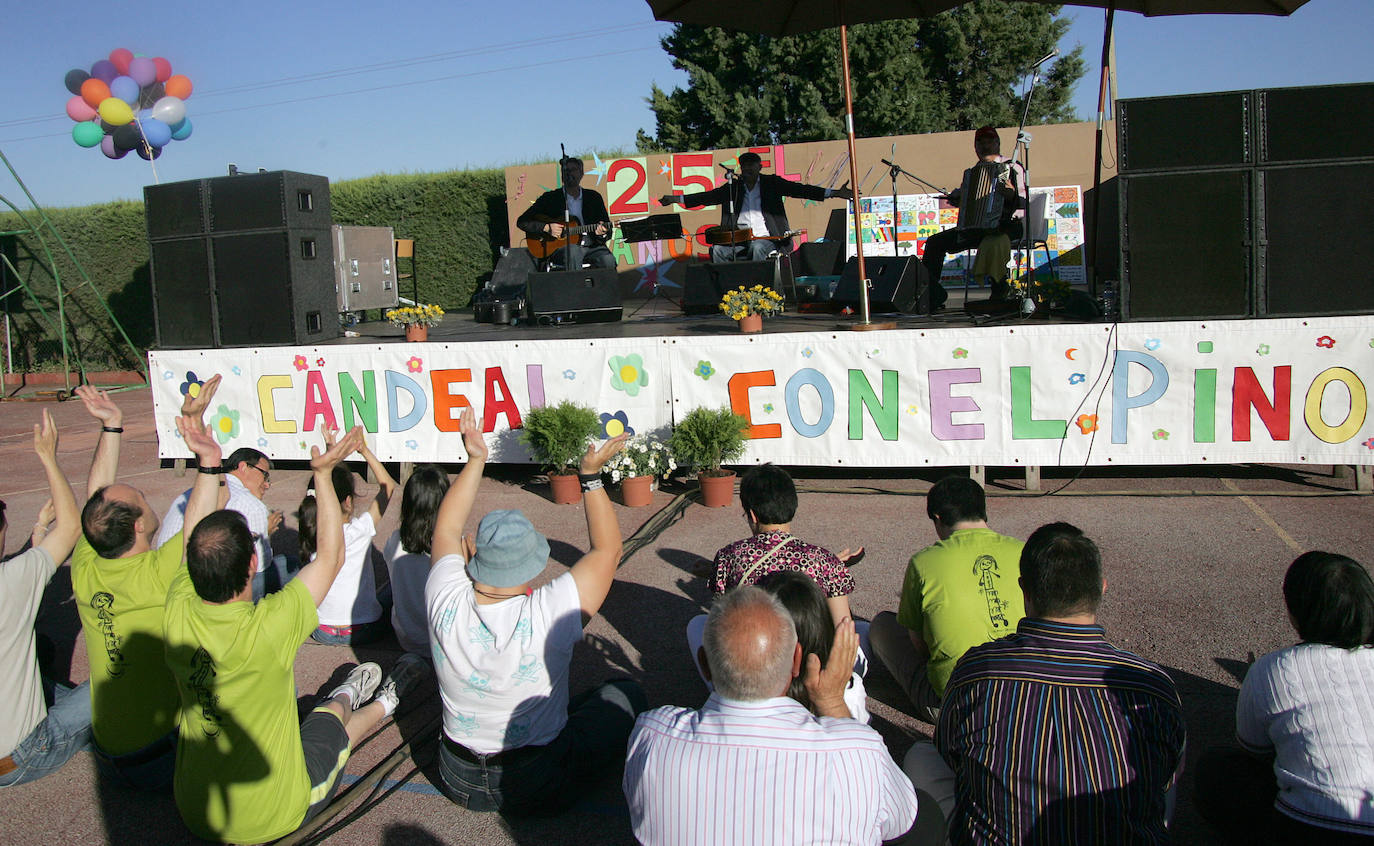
[65,48,193,161]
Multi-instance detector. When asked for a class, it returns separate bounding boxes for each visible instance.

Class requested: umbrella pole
[839,23,873,326]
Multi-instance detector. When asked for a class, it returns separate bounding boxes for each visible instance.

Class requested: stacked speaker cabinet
[145,171,339,347]
[1118,83,1374,321]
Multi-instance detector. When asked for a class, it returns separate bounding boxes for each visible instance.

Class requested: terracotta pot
[737,313,763,334]
[547,472,582,505]
[697,469,736,507]
[620,475,654,507]
[405,324,429,342]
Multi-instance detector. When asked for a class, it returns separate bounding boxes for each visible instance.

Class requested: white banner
[150,316,1374,467]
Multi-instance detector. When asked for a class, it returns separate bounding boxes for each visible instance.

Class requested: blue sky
[1,0,1368,209]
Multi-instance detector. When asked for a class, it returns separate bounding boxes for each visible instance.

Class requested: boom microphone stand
[719,163,740,262]
[1012,50,1057,286]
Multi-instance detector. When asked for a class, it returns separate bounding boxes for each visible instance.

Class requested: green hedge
[0,167,508,372]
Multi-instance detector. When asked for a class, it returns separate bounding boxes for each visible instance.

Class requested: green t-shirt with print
[164,573,319,844]
[71,534,184,755]
[896,528,1026,697]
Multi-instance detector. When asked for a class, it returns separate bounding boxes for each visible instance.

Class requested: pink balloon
[153,57,172,82]
[66,95,98,122]
[109,48,134,75]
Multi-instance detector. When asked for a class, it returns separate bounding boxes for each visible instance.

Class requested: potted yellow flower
[719,284,784,334]
[386,303,445,342]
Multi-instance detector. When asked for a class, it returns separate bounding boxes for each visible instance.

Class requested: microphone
[1030,49,1058,70]
[881,158,897,168]
[719,163,735,174]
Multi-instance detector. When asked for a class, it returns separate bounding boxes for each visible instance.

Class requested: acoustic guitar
[524,215,610,259]
[703,226,804,246]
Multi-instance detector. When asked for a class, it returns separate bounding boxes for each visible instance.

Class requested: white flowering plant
[604,434,676,482]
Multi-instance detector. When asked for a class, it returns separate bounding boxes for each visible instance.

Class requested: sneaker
[375,654,431,717]
[327,662,382,711]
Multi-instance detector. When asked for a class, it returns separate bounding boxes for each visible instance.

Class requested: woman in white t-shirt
[298,440,397,646]
[382,464,449,657]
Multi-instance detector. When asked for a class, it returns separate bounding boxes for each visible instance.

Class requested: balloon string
[132,116,161,184]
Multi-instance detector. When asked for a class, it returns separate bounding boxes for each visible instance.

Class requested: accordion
[956,161,1011,231]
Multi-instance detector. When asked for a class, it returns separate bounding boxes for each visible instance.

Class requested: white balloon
[151,96,186,126]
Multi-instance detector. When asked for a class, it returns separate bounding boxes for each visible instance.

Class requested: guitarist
[516,156,616,270]
[658,151,852,263]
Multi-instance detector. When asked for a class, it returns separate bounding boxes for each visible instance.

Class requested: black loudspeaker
[1260,164,1374,316]
[212,231,335,345]
[1119,91,1252,173]
[144,179,207,239]
[491,247,536,292]
[209,171,331,232]
[682,260,791,315]
[148,239,216,348]
[526,267,622,324]
[795,241,844,276]
[1120,171,1251,320]
[833,256,925,313]
[1259,83,1374,164]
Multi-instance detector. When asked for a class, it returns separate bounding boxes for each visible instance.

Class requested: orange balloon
[164,75,193,100]
[80,78,111,109]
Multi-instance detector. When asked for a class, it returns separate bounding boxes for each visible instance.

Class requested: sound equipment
[490,248,536,292]
[833,256,926,314]
[1119,91,1253,173]
[333,225,398,313]
[956,161,1010,230]
[795,240,844,276]
[525,267,623,324]
[145,171,338,347]
[682,260,791,315]
[1258,83,1374,165]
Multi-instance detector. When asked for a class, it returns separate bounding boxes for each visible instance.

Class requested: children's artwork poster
[844,186,1086,286]
[150,317,1374,469]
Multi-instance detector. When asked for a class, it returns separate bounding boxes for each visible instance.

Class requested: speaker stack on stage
[525,267,623,324]
[832,256,928,314]
[145,171,339,348]
[1118,82,1374,321]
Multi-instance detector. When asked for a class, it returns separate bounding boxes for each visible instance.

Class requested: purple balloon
[100,135,128,159]
[141,117,172,148]
[110,75,140,105]
[90,59,117,83]
[128,57,157,88]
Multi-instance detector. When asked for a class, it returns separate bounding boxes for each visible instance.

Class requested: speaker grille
[1120,92,1251,173]
[150,239,216,348]
[1260,84,1374,164]
[1261,164,1374,316]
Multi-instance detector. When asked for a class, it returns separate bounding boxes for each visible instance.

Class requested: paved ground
[0,386,1369,845]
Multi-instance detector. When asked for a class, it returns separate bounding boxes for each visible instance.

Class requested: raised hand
[176,413,222,465]
[833,183,854,201]
[320,423,340,451]
[578,433,629,476]
[311,425,363,472]
[657,194,681,207]
[459,406,488,462]
[75,385,123,428]
[33,409,58,461]
[179,374,222,419]
[803,616,859,718]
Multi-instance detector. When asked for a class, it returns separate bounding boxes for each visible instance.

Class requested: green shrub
[519,400,601,474]
[669,405,749,476]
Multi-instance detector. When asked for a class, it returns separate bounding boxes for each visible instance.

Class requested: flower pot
[405,324,429,342]
[547,472,582,505]
[620,475,654,507]
[697,470,736,508]
[737,313,763,334]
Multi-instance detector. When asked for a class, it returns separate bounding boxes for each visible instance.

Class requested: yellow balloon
[97,97,134,126]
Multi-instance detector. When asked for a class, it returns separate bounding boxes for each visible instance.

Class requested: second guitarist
[516,156,617,270]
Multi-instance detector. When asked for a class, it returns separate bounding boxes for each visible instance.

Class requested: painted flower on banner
[801,347,814,359]
[952,348,969,359]
[1368,339,1374,349]
[695,361,715,380]
[1069,373,1086,385]
[405,439,418,450]
[599,411,633,439]
[293,355,308,372]
[257,437,268,448]
[906,405,919,416]
[762,403,774,414]
[298,440,308,450]
[1152,429,1170,440]
[210,404,240,444]
[163,370,175,381]
[315,357,326,367]
[1257,344,1271,356]
[407,356,424,374]
[1316,335,1336,349]
[1144,338,1162,351]
[1363,437,1374,450]
[1075,414,1099,434]
[865,348,881,359]
[231,365,242,376]
[563,369,576,381]
[609,354,648,397]
[178,371,203,398]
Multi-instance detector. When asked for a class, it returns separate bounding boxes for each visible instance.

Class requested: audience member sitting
[383,463,450,657]
[624,586,923,845]
[870,475,1024,724]
[0,411,88,788]
[756,569,869,722]
[913,522,1186,846]
[163,421,427,844]
[1196,551,1374,844]
[156,445,287,600]
[298,434,397,646]
[71,380,219,791]
[427,408,645,816]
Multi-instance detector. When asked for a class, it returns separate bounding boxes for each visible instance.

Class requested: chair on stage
[395,238,418,303]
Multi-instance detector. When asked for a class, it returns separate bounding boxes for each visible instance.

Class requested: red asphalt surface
[0,386,1369,845]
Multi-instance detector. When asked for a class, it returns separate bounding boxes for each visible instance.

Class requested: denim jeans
[437,679,647,816]
[0,679,92,788]
[92,728,176,792]
[310,583,393,646]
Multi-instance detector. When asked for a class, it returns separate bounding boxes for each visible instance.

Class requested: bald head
[702,586,798,701]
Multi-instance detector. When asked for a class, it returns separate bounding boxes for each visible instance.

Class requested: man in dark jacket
[516,157,616,270]
[659,152,852,262]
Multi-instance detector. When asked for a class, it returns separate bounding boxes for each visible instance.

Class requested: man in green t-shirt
[164,420,426,844]
[870,476,1025,723]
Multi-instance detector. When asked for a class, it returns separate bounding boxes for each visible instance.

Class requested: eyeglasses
[245,464,271,484]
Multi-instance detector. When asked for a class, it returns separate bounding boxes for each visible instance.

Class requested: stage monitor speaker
[212,230,338,346]
[150,239,216,348]
[1259,83,1374,164]
[209,171,331,233]
[526,267,623,324]
[1260,163,1374,316]
[833,256,925,314]
[144,180,208,240]
[682,260,790,315]
[1120,171,1251,320]
[1119,91,1252,173]
[795,241,844,277]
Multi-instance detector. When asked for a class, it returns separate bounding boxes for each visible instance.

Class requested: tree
[638,1,1086,153]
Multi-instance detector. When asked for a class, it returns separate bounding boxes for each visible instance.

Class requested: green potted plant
[604,433,677,507]
[519,399,600,504]
[669,405,749,507]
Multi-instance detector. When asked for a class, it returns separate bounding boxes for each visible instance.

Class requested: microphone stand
[1013,60,1049,291]
[880,157,948,259]
[721,166,739,262]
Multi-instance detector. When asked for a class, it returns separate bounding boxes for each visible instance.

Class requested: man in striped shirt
[624,586,920,845]
[932,522,1186,846]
